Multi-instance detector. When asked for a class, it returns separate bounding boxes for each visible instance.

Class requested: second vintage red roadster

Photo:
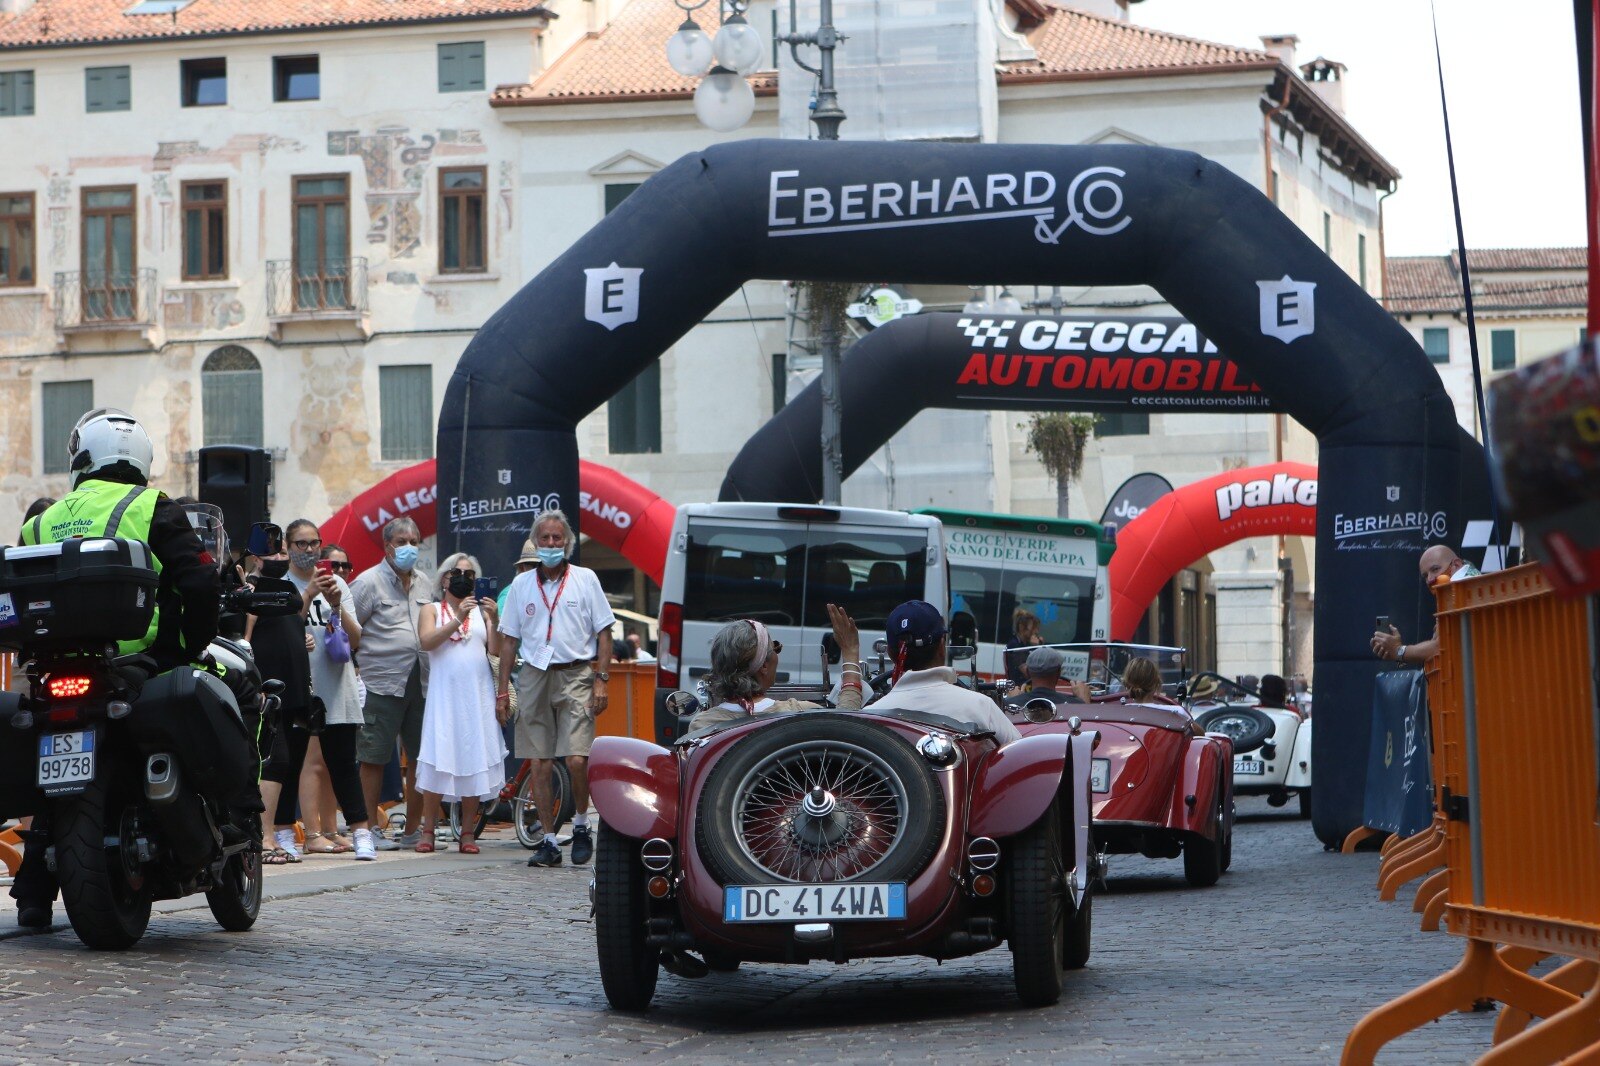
[589,701,1097,1010]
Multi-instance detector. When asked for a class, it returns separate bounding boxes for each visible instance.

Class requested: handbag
[323,619,351,664]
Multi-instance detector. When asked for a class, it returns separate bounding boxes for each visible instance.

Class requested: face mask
[446,575,475,599]
[289,550,319,572]
[259,558,289,579]
[391,545,419,572]
[537,547,566,567]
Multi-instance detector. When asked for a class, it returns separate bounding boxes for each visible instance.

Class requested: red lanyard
[537,568,569,644]
[439,601,470,641]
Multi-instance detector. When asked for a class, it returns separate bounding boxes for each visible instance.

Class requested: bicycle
[445,759,577,849]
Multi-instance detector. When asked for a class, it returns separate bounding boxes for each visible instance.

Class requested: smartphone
[475,576,500,600]
[315,559,334,577]
[1375,615,1391,632]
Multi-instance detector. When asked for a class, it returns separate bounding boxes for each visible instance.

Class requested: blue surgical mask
[392,545,419,572]
[537,546,566,567]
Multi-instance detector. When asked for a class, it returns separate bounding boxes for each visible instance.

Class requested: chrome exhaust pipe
[145,753,179,804]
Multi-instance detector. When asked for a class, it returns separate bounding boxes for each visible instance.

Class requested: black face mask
[259,558,289,579]
[447,575,475,599]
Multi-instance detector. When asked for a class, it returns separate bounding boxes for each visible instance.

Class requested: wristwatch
[595,671,610,681]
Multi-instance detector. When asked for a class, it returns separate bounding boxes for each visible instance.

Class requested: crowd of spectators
[235,508,649,865]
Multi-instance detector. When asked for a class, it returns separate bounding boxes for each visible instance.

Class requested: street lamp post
[668,0,848,502]
[777,0,848,502]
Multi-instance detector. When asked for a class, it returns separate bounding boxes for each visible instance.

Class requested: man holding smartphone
[496,510,614,868]
[1371,544,1480,666]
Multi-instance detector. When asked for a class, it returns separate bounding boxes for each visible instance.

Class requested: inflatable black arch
[440,139,1485,845]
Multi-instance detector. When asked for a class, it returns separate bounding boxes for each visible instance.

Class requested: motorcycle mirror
[665,690,702,716]
[245,522,283,558]
[1023,697,1058,724]
[821,632,841,664]
[949,610,977,647]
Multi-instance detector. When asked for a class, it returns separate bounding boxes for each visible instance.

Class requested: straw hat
[1188,674,1222,701]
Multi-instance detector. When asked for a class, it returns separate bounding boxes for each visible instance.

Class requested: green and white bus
[915,509,1115,680]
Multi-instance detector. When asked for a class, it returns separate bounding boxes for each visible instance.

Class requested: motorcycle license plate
[38,730,96,795]
[724,883,906,923]
[1233,758,1265,776]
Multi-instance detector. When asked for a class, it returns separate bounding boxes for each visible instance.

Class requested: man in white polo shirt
[497,509,615,867]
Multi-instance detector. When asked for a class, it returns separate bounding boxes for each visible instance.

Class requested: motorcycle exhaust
[145,754,179,804]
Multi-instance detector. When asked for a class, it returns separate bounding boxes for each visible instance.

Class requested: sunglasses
[327,561,353,573]
[448,568,477,580]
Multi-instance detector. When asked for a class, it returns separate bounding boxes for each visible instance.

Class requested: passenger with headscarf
[686,604,863,732]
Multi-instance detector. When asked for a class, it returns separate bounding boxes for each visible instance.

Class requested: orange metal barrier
[1344,565,1600,1064]
[594,662,659,745]
[0,825,21,876]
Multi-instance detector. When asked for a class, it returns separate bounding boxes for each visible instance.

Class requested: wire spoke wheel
[732,741,909,882]
[697,715,945,889]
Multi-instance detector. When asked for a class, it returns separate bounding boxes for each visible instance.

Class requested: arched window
[201,345,263,447]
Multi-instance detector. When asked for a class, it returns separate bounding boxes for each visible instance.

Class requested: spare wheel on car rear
[696,714,946,885]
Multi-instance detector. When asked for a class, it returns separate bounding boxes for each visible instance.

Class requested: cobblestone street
[0,799,1493,1064]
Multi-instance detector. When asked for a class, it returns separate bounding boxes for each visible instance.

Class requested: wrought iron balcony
[53,269,157,330]
[266,258,368,318]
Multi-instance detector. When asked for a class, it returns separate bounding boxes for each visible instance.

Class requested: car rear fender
[971,733,1096,891]
[1285,717,1312,788]
[589,736,679,840]
[1171,736,1229,837]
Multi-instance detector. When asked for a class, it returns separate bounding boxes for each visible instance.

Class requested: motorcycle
[0,507,295,950]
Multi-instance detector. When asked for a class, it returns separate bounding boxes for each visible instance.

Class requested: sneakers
[273,828,302,862]
[352,828,378,861]
[569,824,594,866]
[527,840,562,867]
[370,827,400,852]
[398,829,429,849]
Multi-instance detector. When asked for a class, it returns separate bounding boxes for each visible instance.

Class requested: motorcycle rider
[11,408,226,930]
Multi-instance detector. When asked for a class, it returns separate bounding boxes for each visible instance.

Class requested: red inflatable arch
[317,459,674,583]
[1108,461,1318,640]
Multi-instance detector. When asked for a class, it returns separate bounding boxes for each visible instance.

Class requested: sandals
[264,848,293,865]
[415,834,436,854]
[303,832,340,855]
[458,835,480,855]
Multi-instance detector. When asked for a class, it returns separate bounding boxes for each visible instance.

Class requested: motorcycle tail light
[47,676,93,699]
[971,874,996,897]
[647,875,672,899]
[657,602,683,689]
[107,700,133,720]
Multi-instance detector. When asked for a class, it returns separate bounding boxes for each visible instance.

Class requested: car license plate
[1090,757,1111,793]
[1233,758,1265,776]
[38,730,96,795]
[723,883,906,923]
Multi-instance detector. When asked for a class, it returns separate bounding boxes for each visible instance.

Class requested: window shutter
[42,380,94,475]
[19,71,33,115]
[379,365,434,461]
[438,44,460,92]
[464,43,485,90]
[85,67,102,111]
[112,66,130,110]
[0,74,13,116]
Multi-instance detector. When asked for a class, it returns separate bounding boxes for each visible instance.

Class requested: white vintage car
[1184,674,1312,818]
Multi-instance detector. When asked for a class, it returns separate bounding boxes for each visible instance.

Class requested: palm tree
[1023,412,1099,518]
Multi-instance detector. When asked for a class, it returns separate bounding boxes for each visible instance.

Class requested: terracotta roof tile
[494,0,772,105]
[495,0,1263,106]
[0,0,553,51]
[1385,249,1587,315]
[1000,1,1276,81]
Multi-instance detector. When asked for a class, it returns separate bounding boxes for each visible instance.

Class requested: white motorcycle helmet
[67,407,153,484]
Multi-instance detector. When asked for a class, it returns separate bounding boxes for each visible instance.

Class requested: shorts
[357,662,425,766]
[513,662,595,760]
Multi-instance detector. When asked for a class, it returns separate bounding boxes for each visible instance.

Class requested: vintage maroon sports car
[589,704,1097,1010]
[1013,644,1236,886]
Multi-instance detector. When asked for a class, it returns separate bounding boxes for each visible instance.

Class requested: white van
[654,504,947,737]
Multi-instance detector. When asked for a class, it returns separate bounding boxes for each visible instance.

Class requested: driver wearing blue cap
[869,600,1021,745]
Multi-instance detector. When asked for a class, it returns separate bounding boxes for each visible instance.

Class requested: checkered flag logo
[957,317,1017,348]
[1461,520,1524,572]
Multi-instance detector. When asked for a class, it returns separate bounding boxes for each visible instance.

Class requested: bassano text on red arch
[955,353,1261,393]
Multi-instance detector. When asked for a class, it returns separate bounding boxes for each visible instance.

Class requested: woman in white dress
[414,552,506,854]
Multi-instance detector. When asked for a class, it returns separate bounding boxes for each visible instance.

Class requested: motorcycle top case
[127,667,255,811]
[0,538,158,650]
